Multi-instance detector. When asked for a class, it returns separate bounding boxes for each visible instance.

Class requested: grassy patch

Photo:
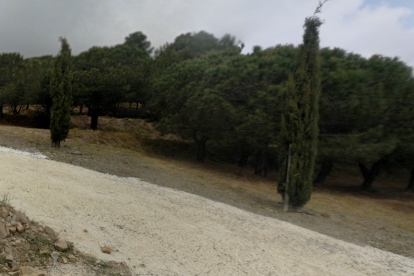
[0,253,7,265]
[1,194,14,210]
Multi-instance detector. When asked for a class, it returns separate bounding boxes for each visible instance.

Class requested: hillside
[1,148,414,275]
[0,117,413,262]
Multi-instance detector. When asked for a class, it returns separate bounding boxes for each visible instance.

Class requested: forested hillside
[1,30,414,194]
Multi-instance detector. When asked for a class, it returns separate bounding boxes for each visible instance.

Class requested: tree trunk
[0,105,3,121]
[51,140,60,149]
[314,158,334,185]
[79,105,83,116]
[11,105,19,115]
[26,104,29,110]
[90,109,99,130]
[113,103,118,117]
[359,161,382,190]
[193,131,208,162]
[283,144,292,212]
[254,150,268,176]
[406,167,414,191]
[237,151,250,167]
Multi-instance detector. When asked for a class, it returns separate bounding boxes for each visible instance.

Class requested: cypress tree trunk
[314,158,333,185]
[90,109,99,130]
[359,161,382,190]
[406,167,414,191]
[51,140,61,149]
[278,16,322,208]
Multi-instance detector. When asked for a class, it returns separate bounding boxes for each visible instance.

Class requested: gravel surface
[0,150,414,275]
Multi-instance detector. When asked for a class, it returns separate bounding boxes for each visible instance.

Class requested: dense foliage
[1,29,414,197]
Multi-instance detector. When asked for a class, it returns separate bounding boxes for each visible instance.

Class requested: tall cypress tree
[278,16,322,208]
[50,38,72,148]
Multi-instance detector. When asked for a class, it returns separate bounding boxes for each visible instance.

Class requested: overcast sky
[0,0,413,67]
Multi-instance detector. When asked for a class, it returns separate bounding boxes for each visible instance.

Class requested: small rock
[39,250,50,255]
[97,259,105,265]
[68,254,77,263]
[83,229,88,233]
[58,256,68,264]
[16,213,29,225]
[25,261,36,267]
[16,222,24,233]
[50,252,60,262]
[37,227,43,233]
[0,222,9,240]
[8,227,16,234]
[54,240,67,252]
[20,266,45,276]
[5,254,13,262]
[9,261,20,271]
[101,246,112,254]
[0,207,8,219]
[10,215,16,226]
[44,226,55,236]
[320,213,330,218]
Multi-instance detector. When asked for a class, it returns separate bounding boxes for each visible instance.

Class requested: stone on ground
[20,266,45,276]
[101,246,112,254]
[54,240,67,252]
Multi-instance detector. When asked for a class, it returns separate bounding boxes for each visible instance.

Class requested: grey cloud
[0,0,413,68]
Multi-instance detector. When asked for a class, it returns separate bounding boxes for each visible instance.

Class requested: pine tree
[50,38,72,148]
[278,16,322,208]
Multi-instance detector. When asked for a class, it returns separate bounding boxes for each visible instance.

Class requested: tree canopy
[1,28,414,200]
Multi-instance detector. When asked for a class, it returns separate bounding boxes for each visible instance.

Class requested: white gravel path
[0,150,413,276]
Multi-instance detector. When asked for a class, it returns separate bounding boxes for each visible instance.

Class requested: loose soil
[0,117,414,275]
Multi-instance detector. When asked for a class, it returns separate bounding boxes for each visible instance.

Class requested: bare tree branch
[314,0,330,15]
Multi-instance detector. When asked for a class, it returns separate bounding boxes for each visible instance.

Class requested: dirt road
[0,150,413,275]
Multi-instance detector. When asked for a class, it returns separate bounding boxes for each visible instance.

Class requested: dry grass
[1,115,413,237]
[309,169,414,232]
[310,190,414,232]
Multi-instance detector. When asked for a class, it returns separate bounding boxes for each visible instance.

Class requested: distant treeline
[1,30,414,190]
